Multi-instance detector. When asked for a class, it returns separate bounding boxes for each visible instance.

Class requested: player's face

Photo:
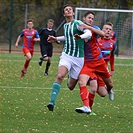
[63,6,74,17]
[47,22,54,29]
[83,14,94,26]
[102,25,112,38]
[27,22,34,29]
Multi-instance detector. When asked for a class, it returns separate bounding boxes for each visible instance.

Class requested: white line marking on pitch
[0,86,132,92]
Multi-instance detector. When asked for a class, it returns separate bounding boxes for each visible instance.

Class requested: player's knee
[67,83,75,91]
[57,74,65,82]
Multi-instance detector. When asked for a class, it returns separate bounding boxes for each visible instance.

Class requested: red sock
[80,86,89,106]
[89,93,95,110]
[24,59,30,69]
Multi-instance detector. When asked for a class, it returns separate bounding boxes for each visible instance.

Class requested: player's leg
[67,57,84,90]
[21,48,32,77]
[39,45,48,66]
[89,79,97,110]
[47,53,70,111]
[44,45,53,76]
[75,73,91,114]
[47,65,68,111]
[97,75,107,97]
[102,77,114,100]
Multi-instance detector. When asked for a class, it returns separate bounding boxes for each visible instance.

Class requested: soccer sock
[50,82,61,104]
[80,86,89,106]
[24,59,30,69]
[89,93,95,110]
[45,62,51,73]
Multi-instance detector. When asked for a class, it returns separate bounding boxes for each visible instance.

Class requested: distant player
[38,19,59,76]
[15,19,40,77]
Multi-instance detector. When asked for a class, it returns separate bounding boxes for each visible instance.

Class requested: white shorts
[58,52,84,80]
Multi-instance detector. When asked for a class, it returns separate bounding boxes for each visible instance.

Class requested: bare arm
[15,35,21,48]
[79,24,105,37]
[47,35,65,43]
[34,38,40,42]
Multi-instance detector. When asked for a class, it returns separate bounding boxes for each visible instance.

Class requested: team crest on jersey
[110,43,113,48]
[32,31,35,34]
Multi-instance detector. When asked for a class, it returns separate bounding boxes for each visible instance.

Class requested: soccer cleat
[75,106,91,114]
[21,68,26,77]
[47,103,54,111]
[44,72,48,76]
[108,90,115,101]
[38,58,43,66]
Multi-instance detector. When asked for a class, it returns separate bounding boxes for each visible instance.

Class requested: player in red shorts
[86,22,117,112]
[74,11,114,114]
[15,19,40,77]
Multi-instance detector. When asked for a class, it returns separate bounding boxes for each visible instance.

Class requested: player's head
[83,11,95,26]
[62,4,75,18]
[47,19,54,29]
[27,19,34,29]
[102,22,113,38]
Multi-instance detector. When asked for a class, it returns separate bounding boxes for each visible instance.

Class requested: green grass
[0,53,133,133]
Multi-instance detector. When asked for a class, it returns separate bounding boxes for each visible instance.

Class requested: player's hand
[110,71,114,76]
[34,38,38,42]
[74,34,81,40]
[47,35,57,43]
[15,43,18,48]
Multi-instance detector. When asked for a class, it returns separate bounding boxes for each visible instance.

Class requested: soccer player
[87,22,117,112]
[74,11,114,114]
[98,22,116,77]
[46,4,92,111]
[38,19,59,76]
[15,19,40,77]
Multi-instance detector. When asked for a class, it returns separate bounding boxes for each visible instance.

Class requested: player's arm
[109,42,116,76]
[54,31,61,44]
[34,31,40,42]
[88,26,105,37]
[47,35,65,43]
[15,35,22,48]
[75,26,92,40]
[78,24,105,37]
[109,54,114,76]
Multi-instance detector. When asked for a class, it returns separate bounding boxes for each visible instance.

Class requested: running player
[38,19,59,76]
[15,19,40,77]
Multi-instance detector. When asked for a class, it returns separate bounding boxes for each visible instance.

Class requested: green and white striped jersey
[63,19,85,58]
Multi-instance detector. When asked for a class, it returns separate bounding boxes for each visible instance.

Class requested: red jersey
[80,26,110,79]
[20,29,40,51]
[97,37,116,71]
[110,31,116,42]
[84,26,103,62]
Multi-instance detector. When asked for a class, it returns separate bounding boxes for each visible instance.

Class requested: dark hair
[27,19,34,24]
[84,11,95,17]
[106,22,113,27]
[62,4,74,14]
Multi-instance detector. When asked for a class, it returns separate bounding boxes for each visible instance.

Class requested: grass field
[0,53,133,133]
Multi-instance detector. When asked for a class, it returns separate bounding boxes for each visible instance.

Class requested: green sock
[50,82,60,104]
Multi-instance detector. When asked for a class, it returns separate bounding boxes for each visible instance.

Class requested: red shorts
[80,58,110,79]
[22,48,34,56]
